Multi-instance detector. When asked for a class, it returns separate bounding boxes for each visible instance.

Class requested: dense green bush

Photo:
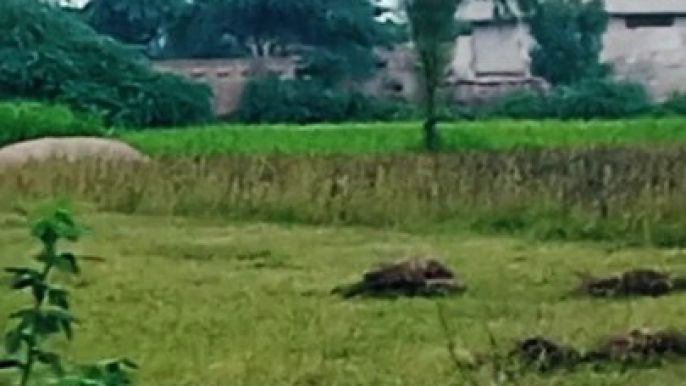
[234,77,416,123]
[659,92,686,115]
[477,89,551,119]
[0,0,213,128]
[233,75,657,123]
[0,101,106,147]
[482,79,654,120]
[528,0,610,86]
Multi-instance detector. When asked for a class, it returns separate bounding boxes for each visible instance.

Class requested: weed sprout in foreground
[1,208,137,386]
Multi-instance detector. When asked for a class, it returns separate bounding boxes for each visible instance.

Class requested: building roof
[458,0,686,22]
[458,0,522,22]
[604,0,686,15]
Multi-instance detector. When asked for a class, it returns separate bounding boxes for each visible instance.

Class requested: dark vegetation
[0,0,213,128]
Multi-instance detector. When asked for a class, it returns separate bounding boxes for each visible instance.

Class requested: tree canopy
[0,0,213,127]
[528,0,610,86]
[73,0,401,85]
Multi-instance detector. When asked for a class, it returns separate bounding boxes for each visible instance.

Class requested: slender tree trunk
[423,78,441,152]
[423,116,440,152]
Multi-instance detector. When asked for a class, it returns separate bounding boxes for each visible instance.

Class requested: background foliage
[528,0,611,86]
[0,101,105,147]
[0,0,213,128]
[235,77,415,123]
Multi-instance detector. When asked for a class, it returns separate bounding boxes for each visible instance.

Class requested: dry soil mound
[0,137,149,168]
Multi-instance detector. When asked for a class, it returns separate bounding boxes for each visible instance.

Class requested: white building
[378,0,686,99]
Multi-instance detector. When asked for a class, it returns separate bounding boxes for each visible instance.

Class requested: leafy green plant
[0,208,137,386]
[660,92,686,116]
[0,100,106,147]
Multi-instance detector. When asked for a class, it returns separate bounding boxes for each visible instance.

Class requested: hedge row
[233,77,686,124]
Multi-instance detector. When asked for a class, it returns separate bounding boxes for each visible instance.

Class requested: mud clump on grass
[573,268,686,298]
[509,328,686,373]
[331,257,466,299]
[509,336,582,372]
[586,328,686,363]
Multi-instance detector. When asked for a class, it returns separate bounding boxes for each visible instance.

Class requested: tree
[78,0,186,47]
[142,0,396,85]
[403,0,536,152]
[528,0,610,86]
[68,0,406,86]
[0,0,213,127]
[403,0,461,152]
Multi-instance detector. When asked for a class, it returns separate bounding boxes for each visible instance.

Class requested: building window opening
[624,14,675,29]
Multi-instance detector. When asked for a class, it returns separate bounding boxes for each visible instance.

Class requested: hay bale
[0,137,149,169]
[331,256,466,298]
[574,268,686,298]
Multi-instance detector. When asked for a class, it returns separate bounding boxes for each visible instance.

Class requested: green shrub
[234,77,415,123]
[481,79,654,120]
[0,0,213,128]
[479,90,551,119]
[549,79,654,119]
[0,100,106,147]
[659,92,686,115]
[528,0,610,86]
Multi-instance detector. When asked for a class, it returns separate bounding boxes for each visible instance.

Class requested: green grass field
[120,118,686,155]
[4,118,686,385]
[3,211,686,386]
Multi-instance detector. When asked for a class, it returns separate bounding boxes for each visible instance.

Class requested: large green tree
[0,0,213,127]
[75,0,398,85]
[79,0,185,47]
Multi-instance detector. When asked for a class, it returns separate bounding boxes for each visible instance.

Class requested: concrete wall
[455,15,686,100]
[153,58,297,116]
[469,23,532,76]
[601,16,686,99]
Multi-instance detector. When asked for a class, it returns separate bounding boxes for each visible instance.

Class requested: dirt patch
[510,328,686,372]
[572,268,686,298]
[331,256,466,298]
[0,137,149,169]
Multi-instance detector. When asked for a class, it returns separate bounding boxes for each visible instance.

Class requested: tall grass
[119,118,686,155]
[3,145,686,247]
